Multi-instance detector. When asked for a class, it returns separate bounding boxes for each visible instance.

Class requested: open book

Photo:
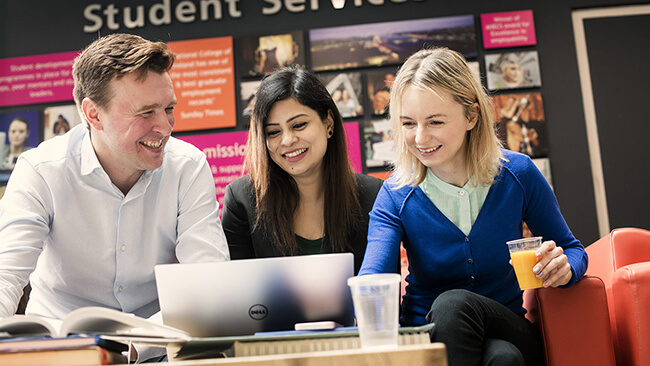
[0,307,190,345]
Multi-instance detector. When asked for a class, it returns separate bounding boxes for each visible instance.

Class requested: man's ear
[82,98,103,131]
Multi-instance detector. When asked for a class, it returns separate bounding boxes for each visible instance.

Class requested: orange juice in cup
[507,237,544,290]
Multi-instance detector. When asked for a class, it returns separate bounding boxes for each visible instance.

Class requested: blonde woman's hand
[532,240,572,288]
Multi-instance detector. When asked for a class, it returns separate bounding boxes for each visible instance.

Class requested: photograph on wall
[485,51,541,91]
[532,157,553,190]
[0,110,40,172]
[317,72,364,118]
[238,30,305,78]
[43,104,82,141]
[468,61,481,84]
[492,92,548,158]
[366,69,396,116]
[240,79,262,128]
[364,118,394,168]
[310,14,476,72]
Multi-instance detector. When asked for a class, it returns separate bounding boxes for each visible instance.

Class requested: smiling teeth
[141,139,163,148]
[285,148,306,158]
[420,145,441,153]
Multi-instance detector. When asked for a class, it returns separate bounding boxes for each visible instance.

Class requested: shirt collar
[80,129,104,176]
[421,168,478,197]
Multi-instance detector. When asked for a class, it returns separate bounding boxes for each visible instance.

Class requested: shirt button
[465,237,470,243]
[459,190,466,196]
[121,245,126,252]
[467,259,473,264]
[470,276,475,280]
[118,286,123,292]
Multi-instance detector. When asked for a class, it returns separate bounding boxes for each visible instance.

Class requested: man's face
[90,70,177,182]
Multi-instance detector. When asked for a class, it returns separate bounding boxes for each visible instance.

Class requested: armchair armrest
[532,276,616,366]
[611,262,650,366]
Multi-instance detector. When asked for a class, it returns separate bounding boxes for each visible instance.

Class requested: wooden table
[155,343,447,366]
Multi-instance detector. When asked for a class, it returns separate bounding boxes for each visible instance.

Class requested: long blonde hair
[389,47,503,187]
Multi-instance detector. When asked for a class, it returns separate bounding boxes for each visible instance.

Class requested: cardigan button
[467,258,473,264]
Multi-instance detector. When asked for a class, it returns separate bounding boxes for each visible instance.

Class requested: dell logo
[249,304,268,320]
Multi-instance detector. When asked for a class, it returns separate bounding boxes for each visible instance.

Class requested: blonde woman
[359,48,587,366]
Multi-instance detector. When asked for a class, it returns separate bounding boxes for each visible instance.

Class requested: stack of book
[0,306,191,365]
[0,335,128,366]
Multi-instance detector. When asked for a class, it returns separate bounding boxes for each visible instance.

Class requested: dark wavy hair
[245,66,361,255]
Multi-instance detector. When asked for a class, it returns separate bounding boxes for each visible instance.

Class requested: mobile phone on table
[294,321,343,331]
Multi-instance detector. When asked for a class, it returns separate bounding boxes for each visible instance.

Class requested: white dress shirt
[0,124,230,319]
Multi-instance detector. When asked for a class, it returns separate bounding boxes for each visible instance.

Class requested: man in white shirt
[0,34,230,360]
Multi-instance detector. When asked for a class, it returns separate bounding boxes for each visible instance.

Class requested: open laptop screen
[154,253,355,337]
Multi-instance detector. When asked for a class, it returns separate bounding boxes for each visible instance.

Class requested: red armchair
[584,227,650,366]
[523,276,616,366]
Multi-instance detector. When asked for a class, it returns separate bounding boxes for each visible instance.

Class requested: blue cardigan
[359,150,588,326]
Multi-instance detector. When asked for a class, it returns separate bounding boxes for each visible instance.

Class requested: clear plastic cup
[507,236,544,290]
[347,273,401,349]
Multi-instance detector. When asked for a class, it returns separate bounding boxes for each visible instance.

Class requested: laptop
[154,253,355,337]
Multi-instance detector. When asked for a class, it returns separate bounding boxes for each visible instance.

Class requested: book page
[0,315,62,337]
[60,307,190,340]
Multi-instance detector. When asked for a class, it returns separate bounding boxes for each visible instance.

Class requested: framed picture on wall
[0,110,40,173]
[366,69,396,116]
[238,30,306,78]
[310,14,476,72]
[364,118,394,168]
[492,92,548,158]
[485,51,541,91]
[240,79,262,128]
[317,72,364,118]
[43,104,82,141]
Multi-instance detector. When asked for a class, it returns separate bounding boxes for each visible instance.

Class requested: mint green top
[419,168,491,236]
[296,235,326,255]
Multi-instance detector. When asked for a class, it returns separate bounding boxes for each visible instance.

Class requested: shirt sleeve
[0,158,52,318]
[174,155,230,263]
[358,182,404,276]
[221,180,256,259]
[518,156,588,287]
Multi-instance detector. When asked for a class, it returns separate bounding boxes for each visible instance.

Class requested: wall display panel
[0,110,40,173]
[366,69,396,116]
[238,31,306,78]
[0,52,76,108]
[317,72,364,118]
[167,36,236,131]
[492,92,548,159]
[43,104,82,141]
[485,51,541,91]
[364,118,394,168]
[310,14,477,72]
[481,10,537,49]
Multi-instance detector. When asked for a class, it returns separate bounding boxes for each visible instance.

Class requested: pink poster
[0,52,78,107]
[481,10,536,49]
[176,122,362,215]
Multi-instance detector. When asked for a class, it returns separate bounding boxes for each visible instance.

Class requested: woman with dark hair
[222,66,383,274]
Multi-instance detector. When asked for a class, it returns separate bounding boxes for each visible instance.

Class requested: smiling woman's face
[264,98,332,181]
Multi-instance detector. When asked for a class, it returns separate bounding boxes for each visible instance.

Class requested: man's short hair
[72,33,176,124]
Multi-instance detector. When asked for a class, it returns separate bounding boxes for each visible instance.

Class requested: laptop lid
[154,253,355,337]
